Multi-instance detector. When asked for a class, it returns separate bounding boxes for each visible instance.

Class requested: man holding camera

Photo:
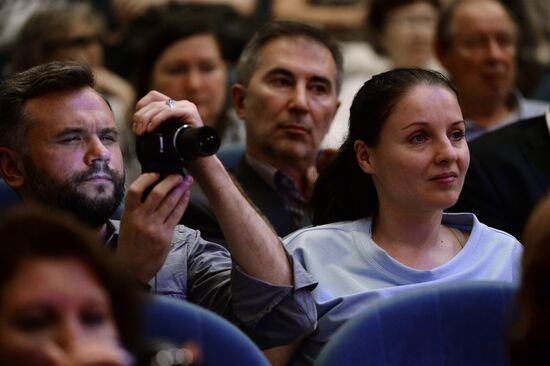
[0,61,317,349]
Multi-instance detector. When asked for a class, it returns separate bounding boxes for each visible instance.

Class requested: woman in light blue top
[272,68,523,365]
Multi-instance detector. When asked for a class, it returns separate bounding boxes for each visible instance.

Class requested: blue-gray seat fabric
[316,281,517,366]
[140,295,269,366]
[0,178,20,210]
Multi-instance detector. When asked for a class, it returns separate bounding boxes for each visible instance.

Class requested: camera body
[136,119,220,177]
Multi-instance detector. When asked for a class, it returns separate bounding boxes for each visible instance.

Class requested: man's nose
[288,84,309,114]
[85,136,110,165]
[486,38,506,61]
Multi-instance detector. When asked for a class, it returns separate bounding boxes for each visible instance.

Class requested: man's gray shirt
[106,220,317,348]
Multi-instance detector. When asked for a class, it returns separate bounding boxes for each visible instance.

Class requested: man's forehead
[24,88,116,130]
[453,0,515,30]
[260,36,332,59]
[255,36,337,79]
[39,87,107,107]
[27,87,109,111]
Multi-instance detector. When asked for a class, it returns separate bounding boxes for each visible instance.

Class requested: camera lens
[136,120,220,177]
[174,124,220,161]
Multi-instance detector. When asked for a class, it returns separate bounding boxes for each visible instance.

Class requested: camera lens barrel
[174,124,220,161]
[136,120,220,176]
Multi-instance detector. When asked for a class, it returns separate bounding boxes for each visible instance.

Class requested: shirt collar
[244,154,305,200]
[465,89,521,141]
[245,153,279,191]
[104,220,118,250]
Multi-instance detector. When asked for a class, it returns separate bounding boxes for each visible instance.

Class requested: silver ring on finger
[165,98,177,109]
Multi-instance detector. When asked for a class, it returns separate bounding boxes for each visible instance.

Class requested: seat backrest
[316,281,518,366]
[216,143,244,172]
[140,295,269,366]
[0,178,20,211]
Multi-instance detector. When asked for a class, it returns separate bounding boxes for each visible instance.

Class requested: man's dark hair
[0,61,95,152]
[235,20,343,93]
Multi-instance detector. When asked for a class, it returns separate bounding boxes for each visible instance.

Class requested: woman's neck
[371,207,462,269]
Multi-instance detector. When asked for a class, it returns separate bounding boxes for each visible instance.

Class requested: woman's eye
[15,311,55,332]
[165,65,187,75]
[410,133,427,144]
[451,130,466,141]
[80,310,107,327]
[198,63,216,73]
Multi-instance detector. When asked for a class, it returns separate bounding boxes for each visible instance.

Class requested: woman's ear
[0,147,25,189]
[354,140,374,174]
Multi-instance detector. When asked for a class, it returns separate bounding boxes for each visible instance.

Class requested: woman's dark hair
[133,3,256,99]
[312,68,459,225]
[508,194,550,364]
[0,203,140,353]
[134,8,221,99]
[130,4,257,139]
[367,0,441,55]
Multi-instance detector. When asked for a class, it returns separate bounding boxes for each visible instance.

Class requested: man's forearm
[187,156,292,285]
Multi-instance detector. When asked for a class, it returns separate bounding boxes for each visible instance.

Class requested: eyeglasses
[46,35,101,52]
[387,15,437,31]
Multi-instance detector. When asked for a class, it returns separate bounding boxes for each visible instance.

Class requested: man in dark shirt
[182,20,342,242]
[450,111,550,239]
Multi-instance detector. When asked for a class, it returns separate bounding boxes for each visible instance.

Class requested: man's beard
[23,157,125,228]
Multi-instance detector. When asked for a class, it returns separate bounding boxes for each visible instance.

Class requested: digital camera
[136,120,220,177]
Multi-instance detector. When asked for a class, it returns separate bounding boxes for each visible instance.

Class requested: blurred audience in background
[132,4,250,147]
[499,0,547,97]
[106,2,261,81]
[323,0,443,149]
[0,0,64,72]
[109,3,258,181]
[449,106,550,240]
[436,0,547,141]
[367,0,442,70]
[270,0,368,39]
[524,0,550,102]
[9,2,135,126]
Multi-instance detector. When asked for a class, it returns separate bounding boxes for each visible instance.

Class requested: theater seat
[140,295,269,366]
[316,281,518,366]
[0,178,20,211]
[216,143,244,172]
